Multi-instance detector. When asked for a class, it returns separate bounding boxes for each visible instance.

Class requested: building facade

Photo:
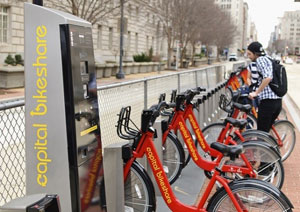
[277,10,300,55]
[0,0,25,64]
[0,0,168,65]
[214,0,247,54]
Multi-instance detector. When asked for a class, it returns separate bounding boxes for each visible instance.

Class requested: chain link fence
[0,65,226,205]
[0,99,26,206]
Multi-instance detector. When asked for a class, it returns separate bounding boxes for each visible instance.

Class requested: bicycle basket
[219,94,233,114]
[116,106,140,140]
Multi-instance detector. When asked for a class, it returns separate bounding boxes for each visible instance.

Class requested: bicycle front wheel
[163,132,185,184]
[207,179,293,211]
[271,120,296,162]
[100,161,156,212]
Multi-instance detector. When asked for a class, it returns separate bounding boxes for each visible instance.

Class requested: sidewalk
[281,98,300,210]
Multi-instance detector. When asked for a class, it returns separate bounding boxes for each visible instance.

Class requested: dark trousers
[257,99,282,132]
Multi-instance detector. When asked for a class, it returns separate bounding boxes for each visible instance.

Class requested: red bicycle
[160,89,284,188]
[99,102,293,212]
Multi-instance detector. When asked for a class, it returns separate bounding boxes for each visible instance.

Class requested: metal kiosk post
[23,3,113,212]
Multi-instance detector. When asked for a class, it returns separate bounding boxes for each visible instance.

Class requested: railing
[0,63,243,205]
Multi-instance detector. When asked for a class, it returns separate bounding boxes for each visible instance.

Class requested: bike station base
[156,160,206,211]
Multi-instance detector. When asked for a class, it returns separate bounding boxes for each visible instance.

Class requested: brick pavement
[281,102,300,211]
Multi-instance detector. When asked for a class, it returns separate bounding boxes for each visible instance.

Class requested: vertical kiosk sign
[25,3,103,212]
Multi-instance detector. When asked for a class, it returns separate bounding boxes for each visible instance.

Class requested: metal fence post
[144,80,148,109]
[178,73,181,93]
[205,68,210,89]
[195,70,199,88]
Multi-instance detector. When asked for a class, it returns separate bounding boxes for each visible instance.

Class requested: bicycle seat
[224,117,247,129]
[232,102,251,113]
[210,142,243,159]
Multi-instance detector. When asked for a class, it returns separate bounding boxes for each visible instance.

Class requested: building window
[135,33,138,53]
[136,7,139,19]
[128,4,132,18]
[146,35,149,51]
[127,31,131,51]
[97,25,102,49]
[109,27,113,50]
[0,6,8,43]
[152,36,154,50]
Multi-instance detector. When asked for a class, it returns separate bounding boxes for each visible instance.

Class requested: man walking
[247,41,282,132]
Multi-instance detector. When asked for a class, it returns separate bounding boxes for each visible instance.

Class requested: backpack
[265,58,288,97]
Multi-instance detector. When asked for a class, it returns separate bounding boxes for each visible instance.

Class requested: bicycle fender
[274,119,295,129]
[241,130,278,147]
[227,178,294,209]
[207,178,293,210]
[242,140,282,159]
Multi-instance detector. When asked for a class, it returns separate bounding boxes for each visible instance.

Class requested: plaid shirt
[247,62,259,91]
[256,56,281,100]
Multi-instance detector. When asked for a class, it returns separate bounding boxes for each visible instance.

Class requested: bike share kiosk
[23,3,104,212]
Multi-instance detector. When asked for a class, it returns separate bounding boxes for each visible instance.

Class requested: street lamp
[116,0,125,79]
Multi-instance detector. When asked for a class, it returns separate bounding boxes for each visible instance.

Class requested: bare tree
[188,0,221,65]
[212,11,237,61]
[45,0,126,25]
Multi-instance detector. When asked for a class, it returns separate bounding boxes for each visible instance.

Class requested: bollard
[202,94,208,127]
[207,91,213,124]
[197,97,205,129]
[103,141,131,212]
[210,89,217,123]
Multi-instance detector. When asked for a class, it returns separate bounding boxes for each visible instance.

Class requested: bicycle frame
[123,129,248,212]
[162,105,256,177]
[226,67,248,90]
[226,73,240,90]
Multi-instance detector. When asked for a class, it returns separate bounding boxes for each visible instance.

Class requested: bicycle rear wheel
[278,107,288,120]
[100,161,156,212]
[235,130,280,154]
[246,113,257,129]
[207,179,293,211]
[163,132,185,184]
[230,141,284,189]
[271,120,296,161]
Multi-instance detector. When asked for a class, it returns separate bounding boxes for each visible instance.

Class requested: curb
[283,93,300,131]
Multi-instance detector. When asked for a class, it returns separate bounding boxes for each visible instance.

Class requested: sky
[245,0,300,47]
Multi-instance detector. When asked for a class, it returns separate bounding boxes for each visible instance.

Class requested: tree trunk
[167,46,172,69]
[180,47,186,68]
[191,43,196,67]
